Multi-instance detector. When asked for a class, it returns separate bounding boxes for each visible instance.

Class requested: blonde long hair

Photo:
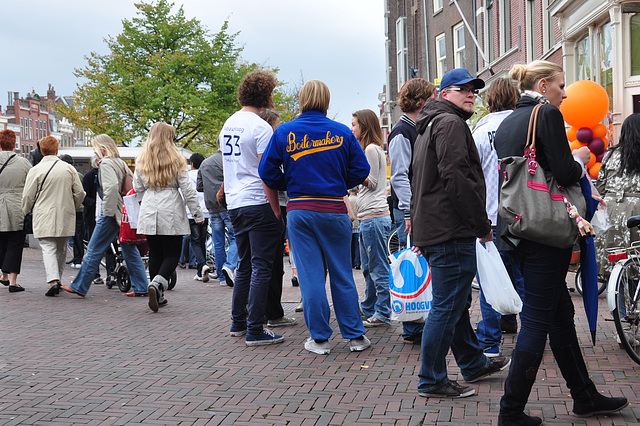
[136,122,185,190]
[92,134,120,159]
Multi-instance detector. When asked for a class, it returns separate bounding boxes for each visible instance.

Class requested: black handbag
[24,160,59,234]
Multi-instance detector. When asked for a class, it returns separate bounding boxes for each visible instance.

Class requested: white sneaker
[221,266,235,287]
[349,335,371,352]
[267,316,297,327]
[193,274,203,281]
[70,263,82,269]
[304,337,330,355]
[201,265,210,283]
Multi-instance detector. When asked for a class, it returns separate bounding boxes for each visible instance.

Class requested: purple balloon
[576,127,594,143]
[588,138,605,156]
[596,152,605,163]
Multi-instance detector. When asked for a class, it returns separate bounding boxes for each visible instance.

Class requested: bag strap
[524,103,543,153]
[0,154,17,176]
[32,160,60,209]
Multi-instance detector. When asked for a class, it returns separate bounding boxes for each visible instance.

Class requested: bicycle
[605,215,640,365]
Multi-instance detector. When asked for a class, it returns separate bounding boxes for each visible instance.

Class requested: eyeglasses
[446,86,479,95]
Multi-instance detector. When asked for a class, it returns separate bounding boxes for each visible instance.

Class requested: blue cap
[440,68,485,90]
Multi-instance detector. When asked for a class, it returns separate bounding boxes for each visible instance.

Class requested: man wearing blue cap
[411,68,510,398]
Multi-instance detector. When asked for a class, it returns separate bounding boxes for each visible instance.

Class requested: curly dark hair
[237,70,277,108]
[397,78,435,113]
[618,113,640,174]
[0,129,16,151]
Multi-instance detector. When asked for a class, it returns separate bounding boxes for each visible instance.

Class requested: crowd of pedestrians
[0,62,635,425]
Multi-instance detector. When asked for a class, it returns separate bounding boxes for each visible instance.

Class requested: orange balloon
[560,80,609,128]
[592,123,607,139]
[589,162,601,179]
[567,126,578,141]
[586,152,596,169]
[602,137,609,149]
[570,140,587,151]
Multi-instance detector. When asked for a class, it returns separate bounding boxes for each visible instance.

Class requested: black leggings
[146,235,182,281]
[0,230,25,274]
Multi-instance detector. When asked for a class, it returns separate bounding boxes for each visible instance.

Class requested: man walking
[198,148,238,287]
[411,68,510,398]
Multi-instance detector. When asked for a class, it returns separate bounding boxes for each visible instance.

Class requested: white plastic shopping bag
[591,205,612,236]
[123,192,142,229]
[389,236,432,322]
[475,240,522,315]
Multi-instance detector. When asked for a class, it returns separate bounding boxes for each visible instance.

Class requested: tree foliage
[59,0,264,149]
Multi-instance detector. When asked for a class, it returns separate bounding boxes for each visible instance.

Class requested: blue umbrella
[579,175,600,345]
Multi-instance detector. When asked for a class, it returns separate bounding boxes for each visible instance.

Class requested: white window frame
[542,0,556,53]
[436,33,447,79]
[396,17,409,92]
[453,23,465,68]
[433,0,443,13]
[499,0,511,54]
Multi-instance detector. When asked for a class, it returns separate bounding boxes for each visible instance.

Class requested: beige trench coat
[22,155,85,238]
[0,151,32,232]
[134,168,203,235]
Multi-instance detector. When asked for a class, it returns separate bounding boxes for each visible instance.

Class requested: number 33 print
[223,134,241,156]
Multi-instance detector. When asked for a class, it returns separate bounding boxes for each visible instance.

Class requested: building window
[576,35,591,80]
[543,0,557,52]
[433,0,443,13]
[29,118,33,141]
[396,17,409,91]
[499,0,511,53]
[598,23,613,109]
[632,14,640,76]
[436,33,447,79]
[526,0,536,62]
[486,0,495,62]
[454,23,465,68]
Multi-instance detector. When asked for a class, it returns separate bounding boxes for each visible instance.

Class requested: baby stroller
[104,240,177,292]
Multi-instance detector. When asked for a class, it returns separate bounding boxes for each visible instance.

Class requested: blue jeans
[499,251,525,327]
[476,227,501,349]
[121,242,149,294]
[288,209,365,341]
[189,219,208,275]
[351,231,360,267]
[359,216,392,323]
[393,207,408,249]
[513,240,578,354]
[229,204,283,336]
[210,211,238,281]
[179,235,195,266]
[418,237,488,392]
[71,214,147,295]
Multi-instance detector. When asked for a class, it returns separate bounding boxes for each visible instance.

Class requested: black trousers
[146,234,182,281]
[0,230,25,274]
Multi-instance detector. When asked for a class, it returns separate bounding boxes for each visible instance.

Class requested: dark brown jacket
[410,97,491,246]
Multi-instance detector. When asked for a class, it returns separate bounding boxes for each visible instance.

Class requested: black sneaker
[418,380,475,398]
[466,357,511,383]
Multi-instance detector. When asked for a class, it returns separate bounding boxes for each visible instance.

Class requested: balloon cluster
[560,80,610,179]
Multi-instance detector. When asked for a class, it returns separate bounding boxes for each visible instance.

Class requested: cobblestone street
[0,247,638,425]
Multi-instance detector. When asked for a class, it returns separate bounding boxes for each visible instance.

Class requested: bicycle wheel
[612,259,640,365]
[575,267,607,296]
[116,265,131,293]
[387,227,400,258]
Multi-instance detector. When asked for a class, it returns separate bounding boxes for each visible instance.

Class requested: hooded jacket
[410,97,491,246]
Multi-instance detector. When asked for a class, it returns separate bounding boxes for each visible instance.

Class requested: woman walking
[0,130,32,292]
[351,109,392,327]
[494,60,628,425]
[23,136,85,296]
[134,122,203,312]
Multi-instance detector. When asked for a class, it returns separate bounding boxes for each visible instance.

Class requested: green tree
[59,0,256,149]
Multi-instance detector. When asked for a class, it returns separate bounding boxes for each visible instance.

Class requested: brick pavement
[0,247,638,425]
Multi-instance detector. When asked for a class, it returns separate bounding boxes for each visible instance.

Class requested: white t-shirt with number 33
[221,110,274,210]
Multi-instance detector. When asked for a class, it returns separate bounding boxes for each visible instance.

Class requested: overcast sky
[0,0,385,128]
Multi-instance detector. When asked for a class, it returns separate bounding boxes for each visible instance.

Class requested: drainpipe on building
[452,0,492,74]
[472,0,478,75]
[422,0,431,81]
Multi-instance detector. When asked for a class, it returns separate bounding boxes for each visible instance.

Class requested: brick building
[4,90,53,156]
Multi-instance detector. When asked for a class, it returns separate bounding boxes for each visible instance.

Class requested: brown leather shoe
[126,291,148,297]
[60,285,85,297]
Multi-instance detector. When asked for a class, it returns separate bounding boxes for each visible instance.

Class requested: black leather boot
[551,342,628,417]
[498,350,543,426]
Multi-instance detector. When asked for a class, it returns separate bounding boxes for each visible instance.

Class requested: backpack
[119,160,134,196]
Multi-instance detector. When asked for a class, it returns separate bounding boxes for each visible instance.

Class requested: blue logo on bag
[389,249,431,299]
[392,300,404,314]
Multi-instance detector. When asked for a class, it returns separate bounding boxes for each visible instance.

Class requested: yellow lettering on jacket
[286,131,343,161]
